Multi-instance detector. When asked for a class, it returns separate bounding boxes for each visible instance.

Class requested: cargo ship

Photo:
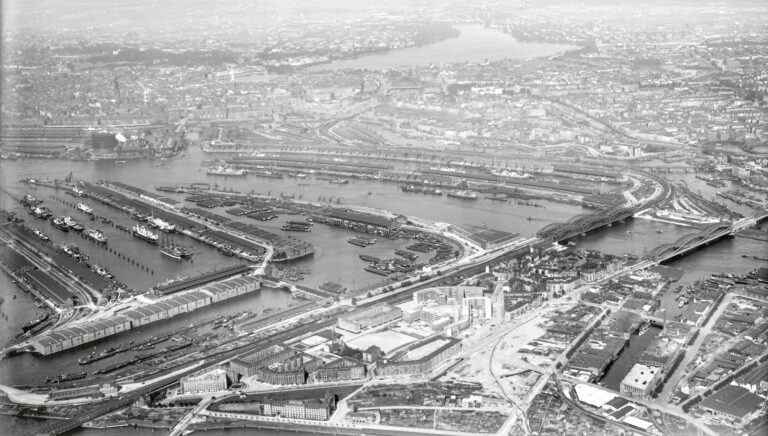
[78,345,127,365]
[207,166,247,176]
[51,217,69,231]
[132,223,159,244]
[76,203,93,214]
[359,254,381,263]
[423,187,443,195]
[447,190,478,200]
[348,237,374,247]
[63,216,85,232]
[288,220,312,226]
[85,229,107,243]
[131,334,172,351]
[22,313,50,332]
[364,266,390,276]
[395,249,419,260]
[253,170,284,179]
[282,223,311,232]
[329,178,349,184]
[400,185,422,193]
[46,372,87,384]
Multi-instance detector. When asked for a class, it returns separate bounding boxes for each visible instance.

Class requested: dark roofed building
[328,209,399,231]
[699,384,764,427]
[468,228,520,250]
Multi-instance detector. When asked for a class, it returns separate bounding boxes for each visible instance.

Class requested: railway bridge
[536,204,639,242]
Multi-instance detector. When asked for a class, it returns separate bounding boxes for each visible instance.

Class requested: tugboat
[51,216,69,232]
[21,194,41,206]
[31,206,53,219]
[63,216,84,232]
[638,322,650,336]
[85,229,107,243]
[76,203,93,214]
[132,223,159,244]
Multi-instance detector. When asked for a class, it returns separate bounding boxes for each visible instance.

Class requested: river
[308,24,580,71]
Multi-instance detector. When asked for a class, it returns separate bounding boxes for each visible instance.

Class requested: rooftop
[700,384,763,419]
[620,363,658,390]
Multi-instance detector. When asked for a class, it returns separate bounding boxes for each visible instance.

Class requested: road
[659,294,734,402]
[168,394,216,436]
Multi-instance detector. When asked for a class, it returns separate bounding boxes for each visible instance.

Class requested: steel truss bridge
[536,204,639,241]
[649,222,735,262]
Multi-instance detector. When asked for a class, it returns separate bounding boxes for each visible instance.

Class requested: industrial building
[337,303,402,333]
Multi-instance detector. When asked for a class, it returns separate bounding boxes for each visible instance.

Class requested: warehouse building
[328,209,401,232]
[337,303,401,333]
[30,276,261,355]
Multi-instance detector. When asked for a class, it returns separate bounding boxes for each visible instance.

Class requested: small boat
[85,229,107,243]
[447,190,478,200]
[207,166,247,176]
[51,217,69,231]
[76,203,93,214]
[63,216,84,232]
[31,206,53,219]
[32,229,50,242]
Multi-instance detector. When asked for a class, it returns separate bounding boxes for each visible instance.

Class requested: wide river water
[308,24,580,71]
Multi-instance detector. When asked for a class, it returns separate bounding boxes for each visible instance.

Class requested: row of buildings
[30,275,261,355]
